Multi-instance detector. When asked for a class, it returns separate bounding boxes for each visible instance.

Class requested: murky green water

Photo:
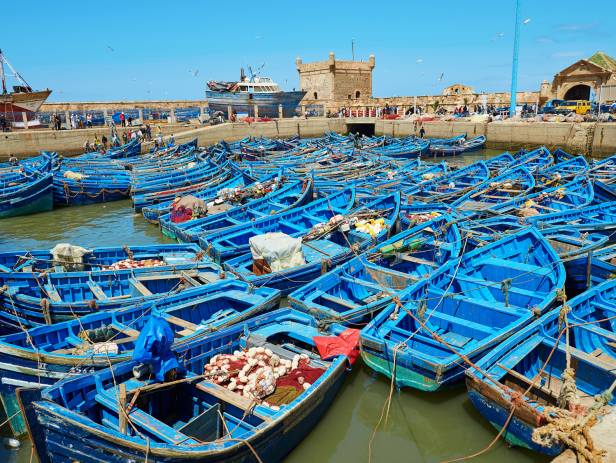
[0,149,551,462]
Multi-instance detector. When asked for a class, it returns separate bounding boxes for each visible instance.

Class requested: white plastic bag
[249,232,305,272]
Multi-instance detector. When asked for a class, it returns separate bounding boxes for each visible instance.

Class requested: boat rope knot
[389,296,401,320]
[500,278,512,307]
[509,390,525,408]
[558,368,579,409]
[559,303,572,329]
[417,299,427,321]
[122,245,134,260]
[532,406,605,463]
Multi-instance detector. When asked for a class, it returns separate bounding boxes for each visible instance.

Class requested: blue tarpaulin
[132,315,185,381]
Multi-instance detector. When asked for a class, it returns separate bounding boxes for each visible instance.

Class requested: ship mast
[0,49,32,93]
[0,49,6,94]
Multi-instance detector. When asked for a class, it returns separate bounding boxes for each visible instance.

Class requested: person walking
[419,126,426,138]
[119,112,125,127]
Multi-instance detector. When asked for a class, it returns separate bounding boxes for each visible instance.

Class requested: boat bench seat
[194,381,272,422]
[340,275,388,293]
[453,274,547,304]
[426,311,495,338]
[95,387,199,445]
[318,293,360,310]
[475,257,552,278]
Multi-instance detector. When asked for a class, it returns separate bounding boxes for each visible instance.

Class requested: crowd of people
[82,124,175,154]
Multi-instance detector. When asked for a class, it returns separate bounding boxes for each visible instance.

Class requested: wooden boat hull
[22,364,346,462]
[20,309,351,462]
[0,175,53,218]
[464,278,616,456]
[465,375,563,456]
[360,227,565,391]
[0,280,280,437]
[163,177,314,242]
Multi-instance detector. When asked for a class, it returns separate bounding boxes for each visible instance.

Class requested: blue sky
[2,0,613,101]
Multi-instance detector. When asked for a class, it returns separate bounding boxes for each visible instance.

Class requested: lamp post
[509,0,521,118]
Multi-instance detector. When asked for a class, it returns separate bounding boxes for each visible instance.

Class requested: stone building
[442,84,474,97]
[296,52,375,102]
[548,51,616,101]
[294,50,616,115]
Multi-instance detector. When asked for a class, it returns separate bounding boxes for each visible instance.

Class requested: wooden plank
[195,381,272,422]
[319,293,360,309]
[129,278,153,296]
[180,271,201,287]
[87,280,108,301]
[118,383,127,434]
[43,284,62,302]
[397,255,437,267]
[164,314,198,331]
[497,363,558,399]
[111,323,140,338]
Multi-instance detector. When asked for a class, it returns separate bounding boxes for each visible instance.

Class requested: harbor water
[1,148,550,463]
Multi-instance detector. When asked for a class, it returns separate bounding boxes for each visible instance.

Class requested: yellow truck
[556,100,592,115]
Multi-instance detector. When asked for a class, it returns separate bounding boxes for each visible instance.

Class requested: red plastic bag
[313,328,361,365]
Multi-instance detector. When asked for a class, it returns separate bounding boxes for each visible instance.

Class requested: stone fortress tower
[296,52,375,103]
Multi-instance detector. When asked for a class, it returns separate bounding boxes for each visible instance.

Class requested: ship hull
[206,90,306,118]
[0,90,51,120]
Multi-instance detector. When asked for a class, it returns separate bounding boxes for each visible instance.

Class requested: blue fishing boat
[403,160,491,203]
[592,180,616,203]
[399,202,454,229]
[535,155,589,186]
[452,166,536,212]
[53,163,131,206]
[360,227,565,391]
[141,172,248,224]
[222,193,401,295]
[428,135,486,156]
[589,153,616,183]
[426,134,467,145]
[104,140,142,159]
[493,176,594,214]
[200,188,356,263]
[131,158,229,205]
[131,160,237,213]
[484,151,515,173]
[552,147,579,163]
[0,171,53,218]
[466,278,616,456]
[166,177,314,242]
[0,262,226,329]
[508,147,554,173]
[288,214,461,324]
[0,280,280,437]
[367,139,430,159]
[563,243,616,293]
[527,200,616,235]
[0,243,209,274]
[19,308,357,462]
